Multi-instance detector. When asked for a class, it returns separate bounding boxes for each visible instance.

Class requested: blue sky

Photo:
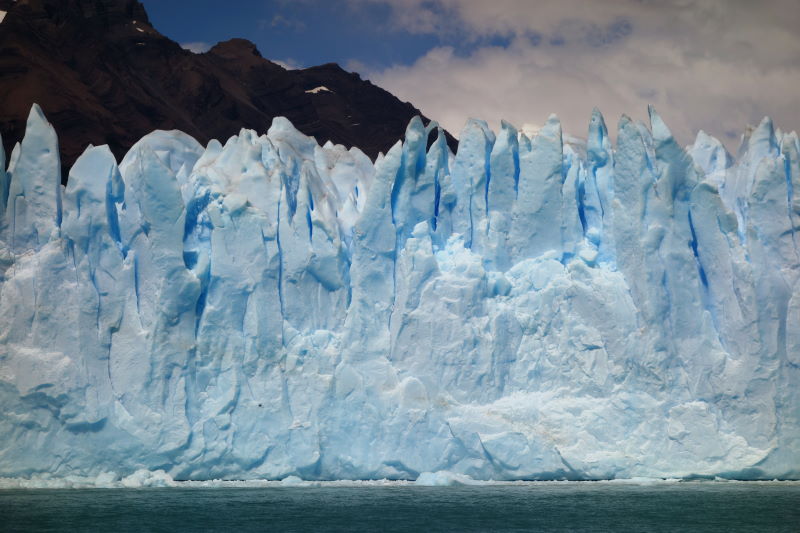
[142,0,441,69]
[141,1,800,148]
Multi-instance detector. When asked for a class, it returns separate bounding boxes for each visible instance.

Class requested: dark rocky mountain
[0,0,457,183]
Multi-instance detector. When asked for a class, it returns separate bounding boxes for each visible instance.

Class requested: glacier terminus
[0,104,798,482]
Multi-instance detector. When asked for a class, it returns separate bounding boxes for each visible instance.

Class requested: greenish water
[1,482,798,532]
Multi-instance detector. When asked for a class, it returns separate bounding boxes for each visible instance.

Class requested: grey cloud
[180,42,212,54]
[356,0,800,149]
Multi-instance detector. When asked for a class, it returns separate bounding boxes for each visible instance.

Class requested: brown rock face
[0,0,456,183]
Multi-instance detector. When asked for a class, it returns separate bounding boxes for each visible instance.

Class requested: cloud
[264,14,307,31]
[181,41,212,54]
[274,58,303,70]
[353,0,800,147]
[345,59,371,74]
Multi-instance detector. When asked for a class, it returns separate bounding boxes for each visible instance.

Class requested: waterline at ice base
[0,104,797,483]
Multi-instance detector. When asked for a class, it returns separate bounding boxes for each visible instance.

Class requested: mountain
[0,0,456,183]
[0,102,798,482]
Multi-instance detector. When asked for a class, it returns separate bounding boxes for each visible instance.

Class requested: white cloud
[354,0,800,147]
[265,14,307,31]
[274,58,303,70]
[181,41,212,54]
[345,59,371,75]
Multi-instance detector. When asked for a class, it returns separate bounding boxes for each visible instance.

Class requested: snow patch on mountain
[306,86,332,94]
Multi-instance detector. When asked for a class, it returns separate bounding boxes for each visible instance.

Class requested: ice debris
[415,471,481,486]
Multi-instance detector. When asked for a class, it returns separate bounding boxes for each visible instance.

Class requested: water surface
[1,481,798,532]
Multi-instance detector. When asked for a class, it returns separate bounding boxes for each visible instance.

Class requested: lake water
[1,481,798,532]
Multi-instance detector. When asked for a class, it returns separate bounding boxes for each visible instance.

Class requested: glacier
[0,104,798,481]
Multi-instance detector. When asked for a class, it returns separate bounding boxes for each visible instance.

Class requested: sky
[142,0,800,148]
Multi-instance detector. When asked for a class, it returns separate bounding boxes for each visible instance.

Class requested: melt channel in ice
[0,103,798,482]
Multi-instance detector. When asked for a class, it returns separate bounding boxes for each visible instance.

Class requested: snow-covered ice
[0,104,798,482]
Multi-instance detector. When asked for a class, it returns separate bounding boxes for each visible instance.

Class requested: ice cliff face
[0,104,798,481]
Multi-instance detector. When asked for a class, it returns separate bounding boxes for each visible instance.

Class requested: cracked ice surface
[0,104,798,481]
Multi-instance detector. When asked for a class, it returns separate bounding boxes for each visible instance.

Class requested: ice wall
[0,104,798,481]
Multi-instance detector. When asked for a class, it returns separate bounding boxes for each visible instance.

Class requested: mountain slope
[0,0,456,182]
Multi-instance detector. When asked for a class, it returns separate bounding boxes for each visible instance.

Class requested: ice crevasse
[0,104,798,481]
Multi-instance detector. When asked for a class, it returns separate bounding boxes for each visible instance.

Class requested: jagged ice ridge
[0,104,798,481]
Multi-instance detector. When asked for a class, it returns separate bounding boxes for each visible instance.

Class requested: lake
[1,481,798,532]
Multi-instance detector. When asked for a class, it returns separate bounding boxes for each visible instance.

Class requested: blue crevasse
[0,104,798,481]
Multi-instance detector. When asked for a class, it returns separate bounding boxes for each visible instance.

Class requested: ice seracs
[0,103,798,482]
